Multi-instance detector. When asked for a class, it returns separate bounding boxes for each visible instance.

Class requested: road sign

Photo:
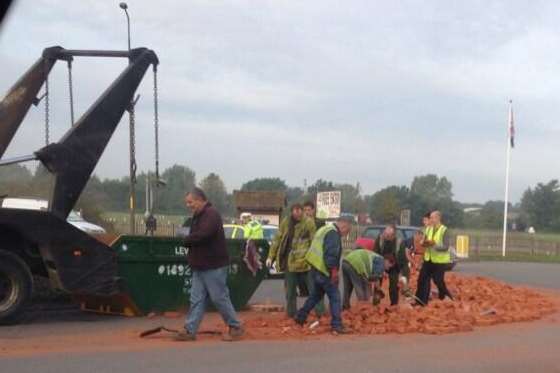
[316,191,341,219]
[400,209,411,226]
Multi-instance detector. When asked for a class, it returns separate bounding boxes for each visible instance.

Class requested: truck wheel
[0,250,32,325]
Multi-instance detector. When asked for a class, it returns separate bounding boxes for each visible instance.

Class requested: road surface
[1,262,559,373]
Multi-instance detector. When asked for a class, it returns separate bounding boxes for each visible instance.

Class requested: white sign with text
[316,191,341,219]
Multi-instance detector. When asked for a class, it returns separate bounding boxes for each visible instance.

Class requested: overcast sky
[1,0,559,203]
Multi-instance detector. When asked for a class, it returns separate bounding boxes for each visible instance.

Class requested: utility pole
[501,100,514,257]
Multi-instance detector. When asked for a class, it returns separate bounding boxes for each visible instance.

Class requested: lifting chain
[129,103,137,184]
[44,60,50,146]
[153,64,160,182]
[67,59,75,126]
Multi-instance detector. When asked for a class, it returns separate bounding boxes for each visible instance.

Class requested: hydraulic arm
[0,46,159,219]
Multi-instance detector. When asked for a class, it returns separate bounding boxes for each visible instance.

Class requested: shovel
[140,326,221,338]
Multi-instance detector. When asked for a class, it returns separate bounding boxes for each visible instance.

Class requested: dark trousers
[342,261,370,309]
[382,262,410,305]
[386,266,400,305]
[415,261,453,305]
[285,271,325,317]
[296,269,343,330]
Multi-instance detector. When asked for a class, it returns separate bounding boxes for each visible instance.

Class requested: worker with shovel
[374,225,402,305]
[385,230,425,305]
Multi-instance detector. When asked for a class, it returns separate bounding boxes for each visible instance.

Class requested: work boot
[222,326,244,342]
[401,287,413,298]
[173,330,196,342]
[294,317,305,327]
[331,326,351,335]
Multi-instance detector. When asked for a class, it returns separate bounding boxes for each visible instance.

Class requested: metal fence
[341,226,560,257]
[449,233,560,257]
[109,221,560,258]
[111,221,179,237]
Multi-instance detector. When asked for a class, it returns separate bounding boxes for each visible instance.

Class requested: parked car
[223,223,282,276]
[223,223,279,241]
[0,197,106,235]
[262,224,278,241]
[223,224,245,239]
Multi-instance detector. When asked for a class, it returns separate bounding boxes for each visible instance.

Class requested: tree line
[1,163,559,231]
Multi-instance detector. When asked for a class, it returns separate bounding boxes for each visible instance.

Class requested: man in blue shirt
[294,216,354,334]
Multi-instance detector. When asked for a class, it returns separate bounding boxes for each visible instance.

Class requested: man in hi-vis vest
[341,248,386,310]
[240,212,264,240]
[415,210,453,305]
[294,215,354,334]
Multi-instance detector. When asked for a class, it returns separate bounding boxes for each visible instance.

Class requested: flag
[508,101,515,148]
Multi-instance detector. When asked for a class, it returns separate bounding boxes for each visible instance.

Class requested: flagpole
[501,100,513,257]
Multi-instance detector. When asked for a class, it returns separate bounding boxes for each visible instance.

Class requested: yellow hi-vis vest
[305,224,337,276]
[423,224,450,264]
[244,220,264,240]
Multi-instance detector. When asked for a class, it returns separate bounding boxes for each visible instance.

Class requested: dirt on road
[241,272,558,338]
[1,273,558,357]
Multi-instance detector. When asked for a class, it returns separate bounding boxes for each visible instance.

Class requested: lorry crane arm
[0,46,159,220]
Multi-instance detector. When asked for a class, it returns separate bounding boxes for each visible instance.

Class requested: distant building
[463,207,483,214]
[233,191,287,226]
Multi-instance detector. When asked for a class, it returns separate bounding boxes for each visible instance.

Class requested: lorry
[0,46,270,325]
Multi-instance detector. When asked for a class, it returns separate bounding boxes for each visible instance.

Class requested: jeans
[296,269,343,330]
[415,261,453,305]
[342,261,371,309]
[185,266,241,335]
[285,271,325,317]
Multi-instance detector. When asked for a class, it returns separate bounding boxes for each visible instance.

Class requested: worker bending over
[415,210,453,305]
[374,225,398,258]
[385,230,424,305]
[240,212,264,240]
[374,225,404,305]
[342,248,385,310]
[295,216,354,334]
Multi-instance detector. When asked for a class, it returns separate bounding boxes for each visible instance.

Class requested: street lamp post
[119,2,137,234]
[119,3,131,52]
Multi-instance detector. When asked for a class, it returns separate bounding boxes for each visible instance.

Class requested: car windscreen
[263,228,278,241]
[362,228,382,239]
[223,226,234,238]
[402,229,418,239]
[233,227,245,239]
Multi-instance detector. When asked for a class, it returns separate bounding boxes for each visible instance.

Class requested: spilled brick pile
[243,273,558,338]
